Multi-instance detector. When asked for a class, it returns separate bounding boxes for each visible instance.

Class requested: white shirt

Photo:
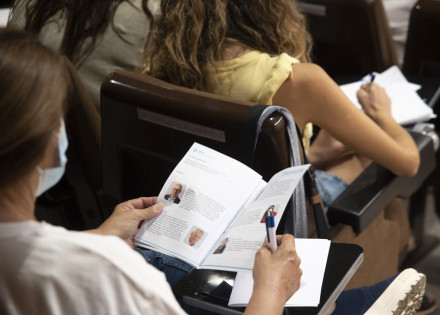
[382,0,418,64]
[0,221,187,315]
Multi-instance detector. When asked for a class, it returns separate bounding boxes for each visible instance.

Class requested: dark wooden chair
[298,0,398,78]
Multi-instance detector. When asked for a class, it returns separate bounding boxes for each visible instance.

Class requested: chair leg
[401,184,440,269]
[433,185,440,219]
[409,185,427,244]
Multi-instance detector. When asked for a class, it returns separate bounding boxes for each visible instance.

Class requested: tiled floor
[412,190,440,314]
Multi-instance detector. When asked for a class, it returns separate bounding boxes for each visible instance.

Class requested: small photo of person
[260,205,278,223]
[164,182,184,204]
[213,238,229,255]
[185,227,206,248]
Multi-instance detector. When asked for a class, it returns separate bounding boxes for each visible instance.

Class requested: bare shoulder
[273,63,338,126]
[290,63,330,86]
[276,63,332,96]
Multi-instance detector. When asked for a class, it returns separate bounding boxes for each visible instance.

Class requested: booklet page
[134,143,264,267]
[201,165,310,271]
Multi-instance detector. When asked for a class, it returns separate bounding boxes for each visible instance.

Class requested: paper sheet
[228,238,331,307]
[339,66,436,125]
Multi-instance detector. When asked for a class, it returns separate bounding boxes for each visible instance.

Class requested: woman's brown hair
[144,0,312,90]
[11,0,153,66]
[0,29,69,189]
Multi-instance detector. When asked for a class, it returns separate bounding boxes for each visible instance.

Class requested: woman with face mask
[0,29,304,315]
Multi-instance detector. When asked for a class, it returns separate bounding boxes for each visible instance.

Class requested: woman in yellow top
[142,0,419,208]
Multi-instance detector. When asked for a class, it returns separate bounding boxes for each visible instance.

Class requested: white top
[0,220,187,315]
[382,0,418,65]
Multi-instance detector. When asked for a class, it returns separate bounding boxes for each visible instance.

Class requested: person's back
[8,0,160,111]
[0,28,185,315]
[382,0,418,65]
[144,0,419,183]
[204,49,314,151]
[205,51,299,106]
[0,221,183,314]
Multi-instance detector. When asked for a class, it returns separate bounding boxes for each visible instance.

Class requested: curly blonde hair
[143,0,312,90]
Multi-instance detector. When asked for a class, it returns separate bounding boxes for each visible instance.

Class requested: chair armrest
[327,130,436,233]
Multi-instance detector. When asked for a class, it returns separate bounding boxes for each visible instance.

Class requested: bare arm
[245,235,302,315]
[273,63,419,177]
[307,129,355,170]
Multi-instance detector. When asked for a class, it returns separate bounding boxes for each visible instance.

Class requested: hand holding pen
[367,72,376,91]
[357,74,392,123]
[249,234,302,312]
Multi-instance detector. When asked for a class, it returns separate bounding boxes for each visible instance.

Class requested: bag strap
[239,104,268,167]
[295,125,330,240]
[240,105,330,239]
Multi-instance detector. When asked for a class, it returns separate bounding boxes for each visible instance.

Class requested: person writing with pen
[0,28,425,315]
[142,3,425,305]
[0,28,302,315]
[143,0,419,225]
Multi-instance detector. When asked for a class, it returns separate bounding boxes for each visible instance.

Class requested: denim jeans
[315,169,349,213]
[134,247,193,288]
[333,274,397,314]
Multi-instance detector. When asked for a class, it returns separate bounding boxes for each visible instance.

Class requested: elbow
[394,151,420,177]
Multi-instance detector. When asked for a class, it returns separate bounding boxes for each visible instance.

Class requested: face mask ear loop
[34,119,69,197]
[35,166,45,197]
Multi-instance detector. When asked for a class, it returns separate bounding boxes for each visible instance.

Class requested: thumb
[136,202,164,221]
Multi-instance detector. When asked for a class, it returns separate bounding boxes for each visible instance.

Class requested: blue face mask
[36,120,69,197]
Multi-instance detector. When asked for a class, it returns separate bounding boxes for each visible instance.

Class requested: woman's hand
[357,83,392,124]
[245,234,302,314]
[88,197,163,248]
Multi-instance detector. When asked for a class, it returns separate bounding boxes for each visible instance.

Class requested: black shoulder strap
[295,125,330,240]
[240,105,330,239]
[239,104,268,167]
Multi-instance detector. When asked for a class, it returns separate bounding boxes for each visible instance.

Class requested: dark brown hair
[144,0,312,90]
[0,29,69,188]
[11,0,153,66]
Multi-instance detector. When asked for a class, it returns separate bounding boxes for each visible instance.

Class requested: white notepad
[339,66,436,125]
[228,238,331,307]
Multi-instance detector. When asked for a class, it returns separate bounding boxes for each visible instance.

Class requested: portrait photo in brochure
[213,237,229,255]
[185,226,206,248]
[164,182,185,204]
[260,204,279,223]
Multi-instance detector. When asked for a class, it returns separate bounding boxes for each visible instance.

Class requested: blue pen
[265,206,277,253]
[367,72,376,91]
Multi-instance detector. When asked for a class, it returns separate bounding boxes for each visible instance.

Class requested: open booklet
[339,66,436,125]
[134,142,310,272]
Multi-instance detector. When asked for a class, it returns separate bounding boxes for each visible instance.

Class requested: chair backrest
[64,57,102,191]
[100,71,291,217]
[63,57,103,227]
[298,0,398,78]
[403,0,440,76]
[35,58,104,230]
